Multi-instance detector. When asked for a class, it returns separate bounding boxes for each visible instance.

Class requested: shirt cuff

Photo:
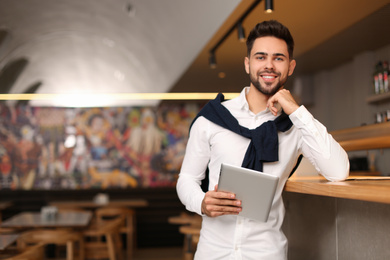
[289,105,313,127]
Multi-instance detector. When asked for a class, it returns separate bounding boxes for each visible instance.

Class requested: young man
[177,20,349,259]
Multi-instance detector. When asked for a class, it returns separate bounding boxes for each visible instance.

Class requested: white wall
[303,44,390,175]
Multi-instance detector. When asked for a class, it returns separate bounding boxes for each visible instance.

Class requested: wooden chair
[95,206,136,259]
[169,212,202,260]
[179,225,201,260]
[16,229,84,260]
[1,243,45,260]
[82,214,125,260]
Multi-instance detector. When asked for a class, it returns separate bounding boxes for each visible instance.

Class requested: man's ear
[244,57,250,74]
[288,59,296,76]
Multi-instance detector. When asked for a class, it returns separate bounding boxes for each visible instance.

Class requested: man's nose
[264,58,275,70]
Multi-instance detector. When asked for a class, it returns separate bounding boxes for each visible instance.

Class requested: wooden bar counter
[285,175,390,205]
[283,174,390,259]
[282,122,390,259]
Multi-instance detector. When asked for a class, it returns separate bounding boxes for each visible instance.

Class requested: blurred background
[0,0,389,255]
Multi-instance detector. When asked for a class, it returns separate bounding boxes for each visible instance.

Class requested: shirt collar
[237,87,250,111]
[236,87,273,116]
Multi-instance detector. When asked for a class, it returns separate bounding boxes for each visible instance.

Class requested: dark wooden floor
[28,246,184,260]
[132,247,183,260]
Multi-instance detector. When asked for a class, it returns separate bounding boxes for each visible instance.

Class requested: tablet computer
[218,163,279,222]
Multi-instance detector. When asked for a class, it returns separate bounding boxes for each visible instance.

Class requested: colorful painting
[0,103,199,190]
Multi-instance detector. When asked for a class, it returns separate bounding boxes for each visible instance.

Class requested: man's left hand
[267,89,299,116]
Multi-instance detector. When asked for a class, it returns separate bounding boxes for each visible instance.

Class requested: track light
[237,22,246,42]
[208,0,262,69]
[209,52,217,69]
[265,0,273,13]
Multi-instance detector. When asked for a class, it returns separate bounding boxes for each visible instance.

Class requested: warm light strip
[0,93,240,100]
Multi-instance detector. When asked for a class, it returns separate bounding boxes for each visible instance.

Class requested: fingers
[201,189,242,218]
[203,192,240,206]
[267,95,282,116]
[267,89,299,116]
[267,101,280,116]
[203,205,241,218]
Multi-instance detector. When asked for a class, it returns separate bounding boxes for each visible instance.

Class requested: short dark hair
[246,20,294,59]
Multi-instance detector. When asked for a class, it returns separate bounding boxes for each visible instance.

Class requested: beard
[249,70,289,96]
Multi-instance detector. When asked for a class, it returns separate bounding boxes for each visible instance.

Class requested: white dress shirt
[177,87,349,260]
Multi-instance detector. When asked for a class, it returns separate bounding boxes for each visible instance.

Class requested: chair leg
[184,252,194,260]
[66,241,74,260]
[115,233,123,260]
[106,234,117,260]
[127,230,132,260]
[79,237,84,260]
[183,234,194,260]
[126,214,135,260]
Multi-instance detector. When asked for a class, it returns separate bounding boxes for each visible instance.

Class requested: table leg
[183,234,194,260]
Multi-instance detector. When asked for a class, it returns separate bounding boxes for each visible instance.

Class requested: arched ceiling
[0,0,240,106]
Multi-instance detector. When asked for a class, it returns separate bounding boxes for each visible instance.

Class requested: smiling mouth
[260,75,278,82]
[261,75,277,79]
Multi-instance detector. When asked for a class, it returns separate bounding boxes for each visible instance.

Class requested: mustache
[258,70,281,76]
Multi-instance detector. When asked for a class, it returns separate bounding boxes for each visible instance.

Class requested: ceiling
[171,0,390,94]
[0,0,389,107]
[0,0,240,106]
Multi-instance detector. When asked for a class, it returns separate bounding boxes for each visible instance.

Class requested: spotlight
[126,3,136,17]
[237,22,246,42]
[265,0,273,13]
[209,52,217,69]
[218,72,226,79]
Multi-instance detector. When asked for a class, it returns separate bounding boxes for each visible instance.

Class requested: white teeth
[262,76,274,79]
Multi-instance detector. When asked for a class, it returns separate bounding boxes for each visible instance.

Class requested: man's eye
[256,56,265,60]
[275,57,284,61]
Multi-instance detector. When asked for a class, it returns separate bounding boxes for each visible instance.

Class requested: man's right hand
[201,184,242,217]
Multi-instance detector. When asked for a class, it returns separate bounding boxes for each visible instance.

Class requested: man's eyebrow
[254,52,268,56]
[253,52,287,58]
[273,53,287,58]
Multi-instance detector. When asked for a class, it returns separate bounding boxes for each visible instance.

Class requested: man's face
[245,36,296,96]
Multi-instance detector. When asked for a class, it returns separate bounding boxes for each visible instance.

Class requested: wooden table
[50,199,148,256]
[0,234,19,250]
[49,199,148,209]
[0,211,93,230]
[168,212,202,226]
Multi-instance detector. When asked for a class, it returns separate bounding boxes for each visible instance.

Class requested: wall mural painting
[0,104,200,190]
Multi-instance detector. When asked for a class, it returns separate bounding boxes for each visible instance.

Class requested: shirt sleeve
[176,116,211,215]
[289,106,350,181]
